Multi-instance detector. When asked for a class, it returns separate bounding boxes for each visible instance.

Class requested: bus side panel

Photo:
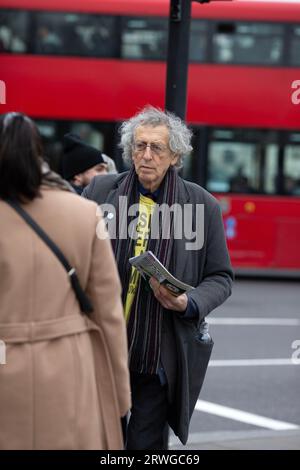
[220,195,300,270]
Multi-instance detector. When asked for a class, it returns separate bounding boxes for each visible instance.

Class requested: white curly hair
[119,105,193,168]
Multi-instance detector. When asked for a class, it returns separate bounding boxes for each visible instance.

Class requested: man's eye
[136,143,145,151]
[151,144,161,153]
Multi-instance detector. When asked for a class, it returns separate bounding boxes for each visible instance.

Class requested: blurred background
[1,0,300,449]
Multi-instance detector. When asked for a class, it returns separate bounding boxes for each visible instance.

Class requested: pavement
[166,279,300,452]
[169,428,300,450]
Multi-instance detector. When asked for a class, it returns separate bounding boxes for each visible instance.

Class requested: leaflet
[129,250,194,296]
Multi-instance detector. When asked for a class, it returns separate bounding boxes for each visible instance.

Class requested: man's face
[74,163,108,188]
[132,125,178,192]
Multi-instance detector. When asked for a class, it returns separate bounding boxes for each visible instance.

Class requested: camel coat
[0,187,131,450]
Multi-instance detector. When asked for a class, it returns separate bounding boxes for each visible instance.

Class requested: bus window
[213,22,284,66]
[36,119,117,174]
[121,17,167,60]
[36,120,60,171]
[290,26,300,66]
[37,120,57,141]
[34,12,118,58]
[182,153,193,181]
[190,20,208,62]
[264,144,279,194]
[284,134,300,196]
[0,9,28,53]
[86,16,119,58]
[206,129,280,194]
[70,122,104,150]
[207,140,258,193]
[35,13,63,55]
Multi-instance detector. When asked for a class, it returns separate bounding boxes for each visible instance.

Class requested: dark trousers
[125,372,169,450]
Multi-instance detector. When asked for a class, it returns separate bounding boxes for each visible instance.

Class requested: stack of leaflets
[129,251,194,297]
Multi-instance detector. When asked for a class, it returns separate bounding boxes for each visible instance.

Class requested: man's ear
[170,154,179,166]
[73,173,83,185]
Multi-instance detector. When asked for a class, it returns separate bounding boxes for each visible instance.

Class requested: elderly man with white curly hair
[83,106,233,450]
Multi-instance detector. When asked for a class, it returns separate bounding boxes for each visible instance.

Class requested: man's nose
[143,145,152,159]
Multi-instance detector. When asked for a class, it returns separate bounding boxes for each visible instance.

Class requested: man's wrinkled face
[132,125,178,193]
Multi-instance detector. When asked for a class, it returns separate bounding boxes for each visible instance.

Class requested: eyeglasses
[132,141,169,157]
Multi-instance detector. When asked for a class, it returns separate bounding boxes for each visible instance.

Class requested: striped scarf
[112,166,178,374]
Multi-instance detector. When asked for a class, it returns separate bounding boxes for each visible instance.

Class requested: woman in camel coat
[0,112,131,450]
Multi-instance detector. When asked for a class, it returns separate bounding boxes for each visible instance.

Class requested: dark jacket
[82,172,233,444]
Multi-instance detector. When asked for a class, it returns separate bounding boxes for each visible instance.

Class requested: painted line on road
[169,429,300,448]
[209,358,300,367]
[208,318,300,326]
[195,400,300,431]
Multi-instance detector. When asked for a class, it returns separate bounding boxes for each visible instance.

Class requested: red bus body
[1,0,300,275]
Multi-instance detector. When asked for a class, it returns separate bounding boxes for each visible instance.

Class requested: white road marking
[209,358,300,367]
[208,318,300,326]
[169,429,300,447]
[195,400,300,430]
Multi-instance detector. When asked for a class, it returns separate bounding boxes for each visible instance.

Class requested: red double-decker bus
[1,0,300,275]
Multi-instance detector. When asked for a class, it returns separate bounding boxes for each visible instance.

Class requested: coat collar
[107,170,191,204]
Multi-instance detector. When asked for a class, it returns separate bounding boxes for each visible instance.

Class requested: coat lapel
[173,177,190,281]
[105,172,129,206]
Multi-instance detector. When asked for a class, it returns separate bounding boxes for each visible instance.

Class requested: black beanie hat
[62,133,105,180]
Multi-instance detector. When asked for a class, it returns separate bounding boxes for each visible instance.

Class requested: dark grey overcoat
[83,171,233,444]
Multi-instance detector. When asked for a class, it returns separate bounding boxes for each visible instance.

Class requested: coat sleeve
[82,174,119,203]
[188,203,233,323]
[85,210,131,417]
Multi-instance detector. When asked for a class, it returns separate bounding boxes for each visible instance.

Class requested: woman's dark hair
[0,112,43,202]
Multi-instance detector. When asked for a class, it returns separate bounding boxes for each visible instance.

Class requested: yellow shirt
[124,194,155,322]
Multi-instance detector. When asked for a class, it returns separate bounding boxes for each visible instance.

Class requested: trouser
[126,371,169,450]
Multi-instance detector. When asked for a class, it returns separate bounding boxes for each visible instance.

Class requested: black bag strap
[5,199,93,314]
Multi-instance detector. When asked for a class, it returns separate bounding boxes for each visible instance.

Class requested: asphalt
[169,429,300,450]
[169,278,300,451]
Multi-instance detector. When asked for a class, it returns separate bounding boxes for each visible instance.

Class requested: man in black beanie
[62,133,108,195]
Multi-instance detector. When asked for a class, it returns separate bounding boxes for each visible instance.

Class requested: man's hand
[149,277,188,312]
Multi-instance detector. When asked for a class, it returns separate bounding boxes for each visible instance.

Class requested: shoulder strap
[5,199,93,314]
